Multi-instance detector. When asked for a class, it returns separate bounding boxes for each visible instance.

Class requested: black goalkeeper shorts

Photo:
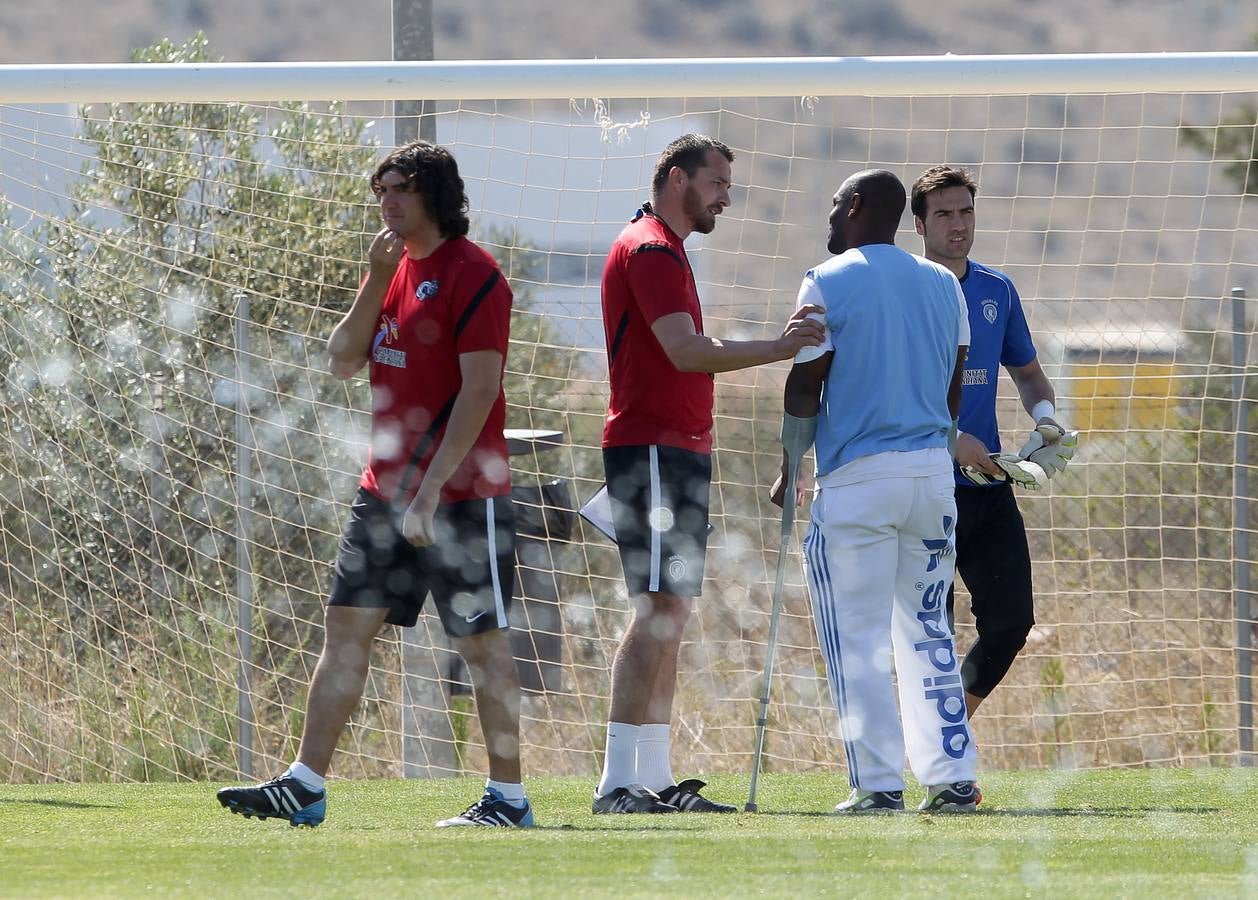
[946,480,1035,635]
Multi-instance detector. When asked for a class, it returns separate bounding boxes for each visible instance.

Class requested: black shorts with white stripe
[602,444,710,598]
[328,487,516,637]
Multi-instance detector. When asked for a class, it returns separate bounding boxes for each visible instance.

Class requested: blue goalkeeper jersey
[956,259,1037,485]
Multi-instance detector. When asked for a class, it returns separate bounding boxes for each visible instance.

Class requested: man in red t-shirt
[592,134,825,814]
[217,141,533,829]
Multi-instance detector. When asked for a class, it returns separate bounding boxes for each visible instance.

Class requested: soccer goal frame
[2,52,1257,784]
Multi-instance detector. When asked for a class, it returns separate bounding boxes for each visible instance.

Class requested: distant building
[1048,326,1182,434]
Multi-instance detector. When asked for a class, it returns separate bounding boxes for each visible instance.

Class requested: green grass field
[4,770,1258,898]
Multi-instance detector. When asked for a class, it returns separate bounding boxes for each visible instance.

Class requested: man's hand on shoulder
[773,304,826,360]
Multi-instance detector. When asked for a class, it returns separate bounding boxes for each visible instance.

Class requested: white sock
[285,761,325,792]
[486,778,526,808]
[596,722,641,797]
[636,723,674,793]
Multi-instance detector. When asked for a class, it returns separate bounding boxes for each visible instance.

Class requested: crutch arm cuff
[781,413,817,460]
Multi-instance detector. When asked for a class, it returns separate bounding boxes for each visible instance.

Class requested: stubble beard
[684,185,717,235]
[931,228,972,263]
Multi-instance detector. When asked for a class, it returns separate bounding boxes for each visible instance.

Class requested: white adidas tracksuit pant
[802,448,977,792]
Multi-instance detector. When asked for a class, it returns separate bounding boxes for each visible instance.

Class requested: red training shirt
[601,208,714,453]
[360,235,513,505]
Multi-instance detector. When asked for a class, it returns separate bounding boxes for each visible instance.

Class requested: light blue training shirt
[794,243,970,479]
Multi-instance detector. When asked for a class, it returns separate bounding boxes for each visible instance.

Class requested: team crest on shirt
[372,314,406,368]
[416,279,440,300]
[982,299,998,324]
[667,555,687,583]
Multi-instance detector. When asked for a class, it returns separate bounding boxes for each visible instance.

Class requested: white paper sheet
[578,483,616,542]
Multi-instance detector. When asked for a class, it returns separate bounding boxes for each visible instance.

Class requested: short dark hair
[370,141,470,239]
[910,165,978,220]
[651,133,734,198]
[843,169,906,238]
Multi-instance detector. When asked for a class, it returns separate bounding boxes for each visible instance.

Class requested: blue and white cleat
[435,787,535,828]
[918,781,981,812]
[216,775,327,827]
[834,788,905,813]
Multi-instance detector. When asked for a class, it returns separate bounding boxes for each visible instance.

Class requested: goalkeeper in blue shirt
[910,165,1079,718]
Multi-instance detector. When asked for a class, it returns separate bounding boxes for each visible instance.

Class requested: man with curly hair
[217,141,532,828]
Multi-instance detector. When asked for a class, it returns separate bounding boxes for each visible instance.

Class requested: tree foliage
[1178,35,1258,196]
[0,33,571,777]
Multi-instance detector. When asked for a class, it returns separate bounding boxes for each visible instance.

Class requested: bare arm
[769,352,833,507]
[327,228,405,380]
[650,306,824,374]
[948,346,967,420]
[418,350,502,495]
[783,353,831,419]
[1007,357,1058,424]
[951,344,1003,475]
[402,349,503,546]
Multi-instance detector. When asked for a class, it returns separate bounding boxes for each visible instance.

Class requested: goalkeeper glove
[1019,423,1079,478]
[961,454,1048,491]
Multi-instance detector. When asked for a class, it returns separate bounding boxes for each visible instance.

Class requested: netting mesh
[2,78,1256,783]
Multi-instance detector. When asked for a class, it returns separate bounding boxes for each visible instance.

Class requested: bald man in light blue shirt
[771,169,980,815]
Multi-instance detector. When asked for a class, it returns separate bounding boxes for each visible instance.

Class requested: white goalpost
[1,51,1257,784]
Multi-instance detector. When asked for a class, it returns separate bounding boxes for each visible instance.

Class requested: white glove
[959,462,1002,487]
[1019,423,1079,478]
[960,454,1048,491]
[992,454,1048,491]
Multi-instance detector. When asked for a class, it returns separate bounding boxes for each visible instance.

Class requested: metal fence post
[1233,286,1253,765]
[234,293,255,778]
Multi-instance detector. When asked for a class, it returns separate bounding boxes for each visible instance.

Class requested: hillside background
[2,0,1256,63]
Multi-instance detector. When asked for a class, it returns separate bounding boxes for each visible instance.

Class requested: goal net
[3,43,1257,782]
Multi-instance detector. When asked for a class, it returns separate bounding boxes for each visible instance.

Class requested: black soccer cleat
[216,775,326,827]
[657,778,737,813]
[591,784,677,814]
[834,787,905,814]
[435,788,535,828]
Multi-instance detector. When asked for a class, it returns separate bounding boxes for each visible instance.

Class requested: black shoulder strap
[608,311,630,364]
[392,393,459,504]
[454,270,501,340]
[630,242,685,268]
